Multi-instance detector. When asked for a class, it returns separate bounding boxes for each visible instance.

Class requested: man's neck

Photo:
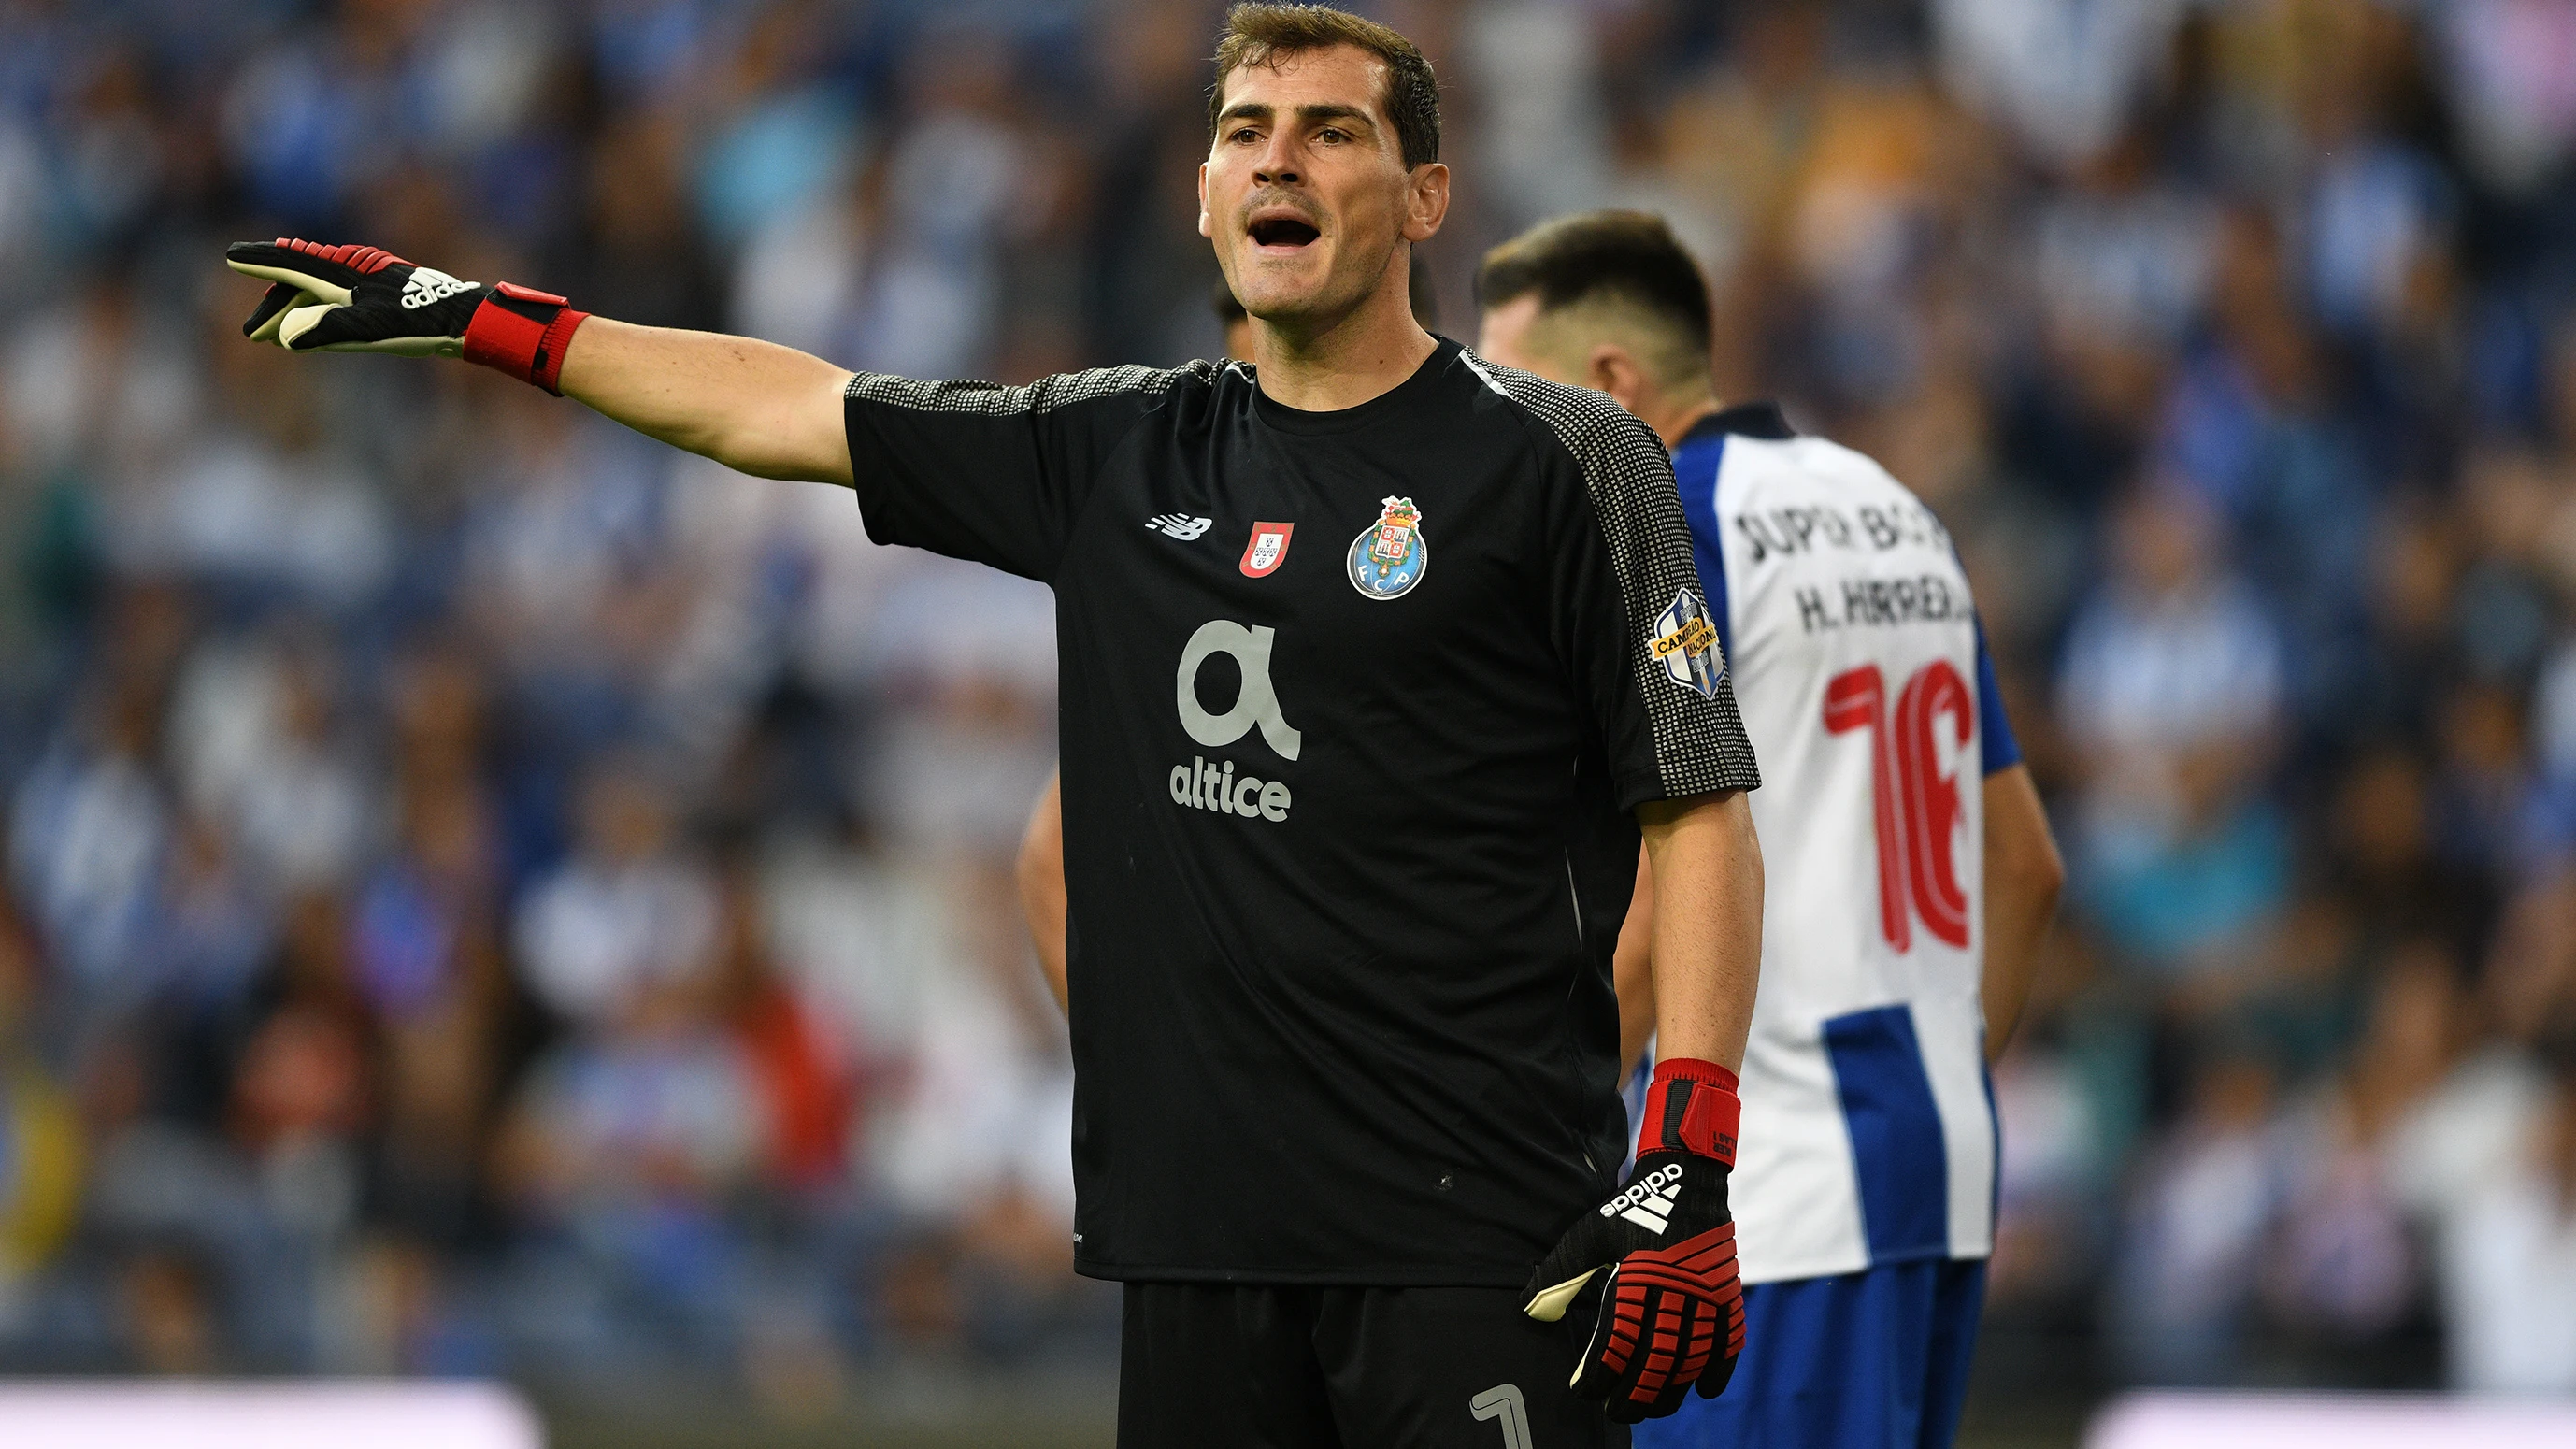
[1251,284,1439,412]
[1645,393,1725,452]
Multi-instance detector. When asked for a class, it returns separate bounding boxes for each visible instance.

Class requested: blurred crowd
[3,0,2576,1410]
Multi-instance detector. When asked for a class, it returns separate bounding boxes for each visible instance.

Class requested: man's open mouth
[1249,216,1321,248]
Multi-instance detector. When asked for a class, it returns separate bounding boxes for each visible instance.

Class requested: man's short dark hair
[1475,211,1713,371]
[1209,4,1441,171]
[1213,251,1440,331]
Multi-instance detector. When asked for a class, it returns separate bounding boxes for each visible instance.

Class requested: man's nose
[1252,135,1303,186]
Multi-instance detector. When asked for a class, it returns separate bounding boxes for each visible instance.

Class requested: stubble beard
[1229,232,1402,349]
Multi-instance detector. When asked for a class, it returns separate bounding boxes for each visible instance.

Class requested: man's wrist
[460,282,591,395]
[1638,1056,1739,1167]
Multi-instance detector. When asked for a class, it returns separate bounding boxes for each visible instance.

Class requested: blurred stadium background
[2,0,2575,1443]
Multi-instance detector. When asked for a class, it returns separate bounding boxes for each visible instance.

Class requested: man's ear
[1197,162,1214,240]
[1402,162,1450,243]
[1587,343,1653,416]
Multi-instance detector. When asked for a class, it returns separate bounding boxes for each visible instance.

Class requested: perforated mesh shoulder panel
[844,362,1212,414]
[1462,351,1762,800]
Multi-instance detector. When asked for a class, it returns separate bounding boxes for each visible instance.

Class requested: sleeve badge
[1651,589,1724,698]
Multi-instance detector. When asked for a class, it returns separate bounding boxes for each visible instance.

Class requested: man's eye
[1317,129,1347,144]
[1230,128,1260,144]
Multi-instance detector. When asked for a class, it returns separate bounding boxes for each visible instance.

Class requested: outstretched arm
[225,238,853,485]
[557,319,853,485]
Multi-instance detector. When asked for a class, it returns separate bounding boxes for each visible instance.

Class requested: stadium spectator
[512,755,720,1027]
[2058,482,2287,976]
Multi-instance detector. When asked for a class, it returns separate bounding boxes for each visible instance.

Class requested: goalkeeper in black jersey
[222,6,1767,1442]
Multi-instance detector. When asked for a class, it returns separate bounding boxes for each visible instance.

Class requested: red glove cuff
[1639,1057,1739,1167]
[461,282,590,395]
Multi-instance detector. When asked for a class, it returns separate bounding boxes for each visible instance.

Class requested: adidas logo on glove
[1601,1162,1682,1234]
[401,268,479,309]
[1524,1061,1743,1420]
[227,237,590,395]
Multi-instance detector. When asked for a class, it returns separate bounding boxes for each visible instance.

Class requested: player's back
[1670,403,2002,1284]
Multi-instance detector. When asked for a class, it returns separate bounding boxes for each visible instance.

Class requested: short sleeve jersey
[844,339,1759,1285]
[1668,403,2018,1284]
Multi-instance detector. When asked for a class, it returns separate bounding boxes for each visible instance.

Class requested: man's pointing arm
[225,238,855,486]
[556,317,853,486]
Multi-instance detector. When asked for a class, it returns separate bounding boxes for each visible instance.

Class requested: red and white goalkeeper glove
[1522,1057,1746,1423]
[224,238,590,395]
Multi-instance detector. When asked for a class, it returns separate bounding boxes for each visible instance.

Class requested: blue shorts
[1631,1257,1986,1449]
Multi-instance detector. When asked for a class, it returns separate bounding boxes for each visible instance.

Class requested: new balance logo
[401,268,477,309]
[1601,1163,1683,1234]
[1147,513,1212,540]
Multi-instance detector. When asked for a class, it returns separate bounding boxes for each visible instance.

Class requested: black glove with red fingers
[1522,1056,1747,1423]
[224,238,590,395]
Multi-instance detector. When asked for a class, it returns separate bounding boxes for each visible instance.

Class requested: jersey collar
[1677,400,1796,450]
[1251,337,1461,437]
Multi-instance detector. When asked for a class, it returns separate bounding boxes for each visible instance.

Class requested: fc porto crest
[1240,522,1295,578]
[1346,496,1428,601]
[1651,588,1724,697]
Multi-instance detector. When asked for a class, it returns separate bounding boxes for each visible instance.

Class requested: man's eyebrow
[1214,101,1380,130]
[1291,104,1375,129]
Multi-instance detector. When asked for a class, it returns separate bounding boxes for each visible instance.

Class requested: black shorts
[1118,1283,1630,1449]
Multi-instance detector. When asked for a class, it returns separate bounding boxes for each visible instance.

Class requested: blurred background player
[1476,210,2065,1449]
[1017,251,1440,1008]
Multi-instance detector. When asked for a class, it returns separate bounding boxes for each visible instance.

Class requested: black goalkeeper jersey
[843,339,1760,1286]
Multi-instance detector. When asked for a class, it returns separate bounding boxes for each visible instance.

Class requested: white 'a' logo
[1176,620,1301,760]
